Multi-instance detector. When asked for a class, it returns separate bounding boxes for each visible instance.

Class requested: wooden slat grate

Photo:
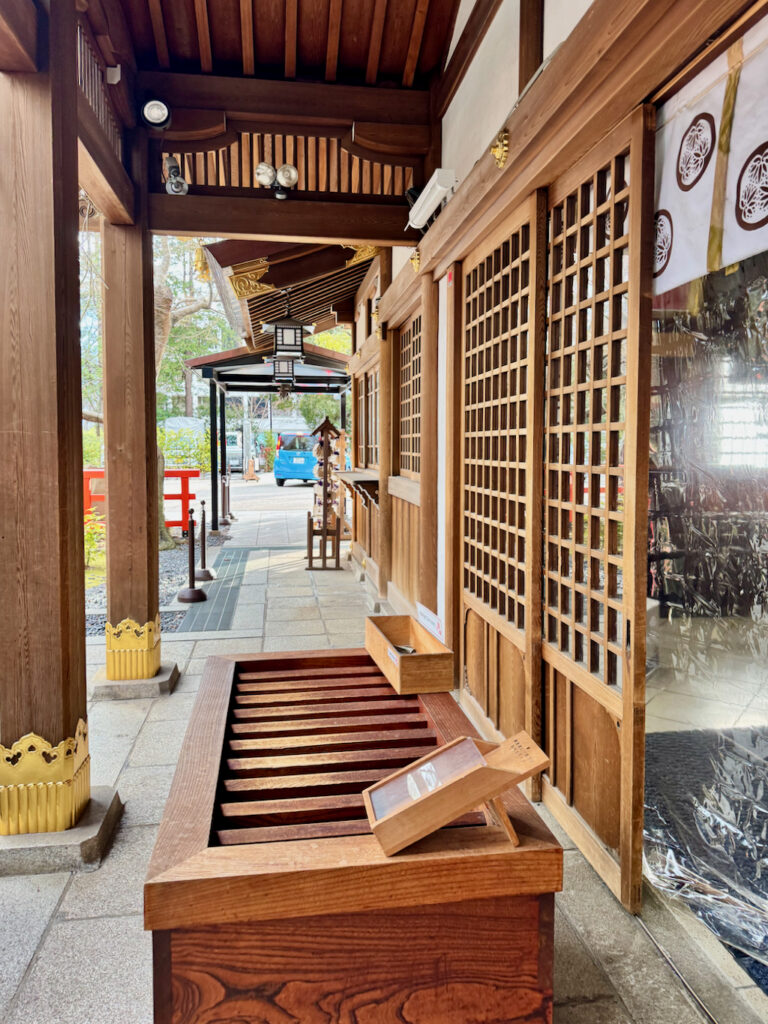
[166,134,415,197]
[399,313,422,477]
[212,655,471,846]
[543,151,631,688]
[463,219,534,629]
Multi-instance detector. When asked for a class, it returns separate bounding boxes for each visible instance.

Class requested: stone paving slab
[58,823,156,920]
[0,873,69,1010]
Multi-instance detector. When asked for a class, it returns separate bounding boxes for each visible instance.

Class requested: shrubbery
[82,428,103,467]
[157,426,211,473]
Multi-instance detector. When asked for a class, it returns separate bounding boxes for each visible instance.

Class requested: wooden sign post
[363,731,549,856]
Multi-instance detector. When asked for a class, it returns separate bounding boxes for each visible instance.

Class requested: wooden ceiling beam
[240,0,255,75]
[434,0,503,117]
[402,0,431,88]
[138,72,432,125]
[148,193,418,245]
[285,0,298,79]
[325,0,343,81]
[147,0,170,69]
[194,0,213,73]
[0,0,36,71]
[365,0,387,85]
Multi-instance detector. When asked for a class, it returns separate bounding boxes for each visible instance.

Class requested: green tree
[297,394,341,432]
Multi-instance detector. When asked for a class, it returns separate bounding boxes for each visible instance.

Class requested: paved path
[2,477,762,1023]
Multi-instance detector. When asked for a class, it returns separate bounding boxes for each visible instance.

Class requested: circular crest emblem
[676,113,716,191]
[653,210,673,278]
[736,141,768,231]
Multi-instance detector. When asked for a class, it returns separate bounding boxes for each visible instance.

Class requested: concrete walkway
[1,484,765,1023]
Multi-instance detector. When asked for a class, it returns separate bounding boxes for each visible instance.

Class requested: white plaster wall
[543,0,593,60]
[436,274,448,630]
[442,0,520,186]
[446,0,476,61]
[391,245,412,280]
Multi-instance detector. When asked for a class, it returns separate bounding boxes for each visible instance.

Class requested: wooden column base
[0,720,90,835]
[105,615,162,681]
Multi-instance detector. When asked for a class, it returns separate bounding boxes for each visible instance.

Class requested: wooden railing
[76,20,123,164]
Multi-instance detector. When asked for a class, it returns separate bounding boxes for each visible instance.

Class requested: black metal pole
[209,380,219,531]
[340,391,347,432]
[195,500,215,581]
[178,508,207,602]
[219,388,231,526]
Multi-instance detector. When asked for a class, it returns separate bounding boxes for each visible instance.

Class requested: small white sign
[416,602,445,642]
[387,647,398,665]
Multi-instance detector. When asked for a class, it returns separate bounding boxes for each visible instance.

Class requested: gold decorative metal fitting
[194,245,211,283]
[490,129,510,169]
[409,249,421,272]
[228,258,274,300]
[105,615,161,681]
[0,720,90,835]
[344,244,379,267]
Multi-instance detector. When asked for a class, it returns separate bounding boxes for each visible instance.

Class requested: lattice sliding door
[460,192,546,774]
[399,314,422,478]
[541,108,653,911]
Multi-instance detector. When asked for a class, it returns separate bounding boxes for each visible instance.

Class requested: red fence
[83,469,200,529]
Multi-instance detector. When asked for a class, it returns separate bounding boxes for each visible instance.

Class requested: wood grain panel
[168,895,552,1024]
[390,494,420,606]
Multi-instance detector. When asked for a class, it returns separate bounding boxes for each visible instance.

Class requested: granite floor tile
[113,764,176,826]
[129,718,190,768]
[58,823,157,919]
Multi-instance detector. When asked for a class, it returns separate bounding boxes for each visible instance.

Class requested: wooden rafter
[365,0,387,85]
[285,0,298,79]
[402,0,431,88]
[194,0,213,73]
[435,0,503,116]
[240,0,255,75]
[325,0,343,81]
[147,0,170,68]
[518,0,543,93]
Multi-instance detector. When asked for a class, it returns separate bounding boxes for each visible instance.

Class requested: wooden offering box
[145,649,562,1024]
[365,614,454,693]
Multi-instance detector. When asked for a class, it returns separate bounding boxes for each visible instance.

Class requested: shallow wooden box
[365,614,454,693]
[145,648,562,1024]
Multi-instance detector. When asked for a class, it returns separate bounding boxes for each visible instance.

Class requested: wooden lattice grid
[543,150,632,688]
[356,379,365,468]
[462,221,534,630]
[366,368,380,468]
[399,314,422,477]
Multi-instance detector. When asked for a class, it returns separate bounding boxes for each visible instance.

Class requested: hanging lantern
[272,357,295,383]
[263,290,308,361]
[194,245,211,282]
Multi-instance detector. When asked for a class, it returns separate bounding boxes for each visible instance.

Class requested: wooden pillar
[378,326,394,599]
[102,136,162,681]
[418,273,439,612]
[0,0,91,833]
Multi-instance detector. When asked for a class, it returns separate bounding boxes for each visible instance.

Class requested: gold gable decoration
[105,615,162,680]
[228,258,275,300]
[344,245,379,267]
[0,719,90,835]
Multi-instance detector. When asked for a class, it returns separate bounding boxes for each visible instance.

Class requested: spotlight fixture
[253,161,299,199]
[140,98,171,129]
[164,156,189,196]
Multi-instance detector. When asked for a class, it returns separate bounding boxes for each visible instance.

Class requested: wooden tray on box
[365,614,453,693]
[145,647,562,1024]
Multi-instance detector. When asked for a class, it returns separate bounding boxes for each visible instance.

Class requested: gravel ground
[85,610,187,637]
[85,532,227,614]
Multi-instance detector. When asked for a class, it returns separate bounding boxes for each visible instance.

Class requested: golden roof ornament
[344,245,379,267]
[227,258,275,300]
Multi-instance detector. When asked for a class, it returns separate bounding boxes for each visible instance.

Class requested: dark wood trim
[77,94,135,225]
[325,0,343,81]
[137,71,432,126]
[366,0,388,85]
[0,0,36,71]
[518,0,544,93]
[148,192,418,245]
[434,0,504,118]
[423,0,754,278]
[152,931,173,1024]
[417,273,438,612]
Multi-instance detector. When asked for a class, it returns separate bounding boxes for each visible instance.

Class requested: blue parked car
[273,433,317,486]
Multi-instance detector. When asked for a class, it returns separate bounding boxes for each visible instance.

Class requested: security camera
[164,156,189,196]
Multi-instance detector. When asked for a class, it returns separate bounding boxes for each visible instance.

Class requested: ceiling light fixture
[140,98,171,129]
